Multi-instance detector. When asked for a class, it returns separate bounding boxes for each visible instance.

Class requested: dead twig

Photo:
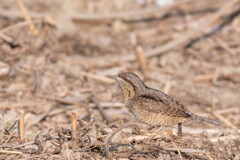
[3,133,14,144]
[166,136,183,160]
[130,33,147,72]
[33,133,43,154]
[18,154,48,160]
[92,96,113,124]
[16,0,38,36]
[89,102,125,108]
[211,100,237,131]
[122,0,240,62]
[212,111,238,131]
[12,142,35,149]
[0,150,22,155]
[1,0,190,23]
[31,70,44,94]
[64,142,71,160]
[36,94,86,108]
[0,10,44,19]
[11,129,54,150]
[212,36,237,56]
[105,123,139,157]
[19,113,25,143]
[210,135,240,143]
[0,19,54,34]
[73,0,191,23]
[153,144,213,160]
[216,107,239,114]
[78,71,114,84]
[71,112,77,148]
[23,131,44,154]
[77,0,239,66]
[186,5,240,47]
[193,74,215,82]
[163,81,173,94]
[135,46,147,71]
[109,143,138,152]
[0,33,19,48]
[4,120,19,135]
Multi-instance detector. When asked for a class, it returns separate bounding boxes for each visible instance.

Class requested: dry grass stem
[16,0,38,36]
[78,71,115,84]
[92,96,113,123]
[212,112,238,130]
[193,74,214,82]
[210,135,240,143]
[167,136,183,160]
[135,46,147,72]
[105,123,139,157]
[71,112,77,148]
[19,113,25,143]
[0,150,23,155]
[213,36,237,56]
[123,0,240,61]
[72,0,191,22]
[0,19,45,34]
[36,94,86,108]
[163,81,173,94]
[130,33,147,72]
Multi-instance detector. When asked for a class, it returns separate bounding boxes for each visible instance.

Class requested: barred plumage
[109,72,222,137]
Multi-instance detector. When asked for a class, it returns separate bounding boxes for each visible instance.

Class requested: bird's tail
[191,114,222,125]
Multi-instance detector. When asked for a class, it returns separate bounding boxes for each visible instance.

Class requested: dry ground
[0,0,240,159]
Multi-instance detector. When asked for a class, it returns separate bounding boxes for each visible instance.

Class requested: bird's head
[108,72,147,102]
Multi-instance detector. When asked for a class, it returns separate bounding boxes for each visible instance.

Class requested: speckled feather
[113,72,222,126]
[126,93,191,125]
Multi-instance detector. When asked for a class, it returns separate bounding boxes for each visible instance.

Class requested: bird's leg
[177,123,182,137]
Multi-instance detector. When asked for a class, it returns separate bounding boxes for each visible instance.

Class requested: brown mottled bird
[108,72,222,137]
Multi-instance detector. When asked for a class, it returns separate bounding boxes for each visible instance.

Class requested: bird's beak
[107,75,118,80]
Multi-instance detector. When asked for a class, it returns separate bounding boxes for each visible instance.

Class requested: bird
[108,72,222,137]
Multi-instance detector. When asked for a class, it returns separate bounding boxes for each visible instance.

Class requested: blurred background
[0,0,239,159]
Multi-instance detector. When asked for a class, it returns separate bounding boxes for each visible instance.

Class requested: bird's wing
[127,92,191,118]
